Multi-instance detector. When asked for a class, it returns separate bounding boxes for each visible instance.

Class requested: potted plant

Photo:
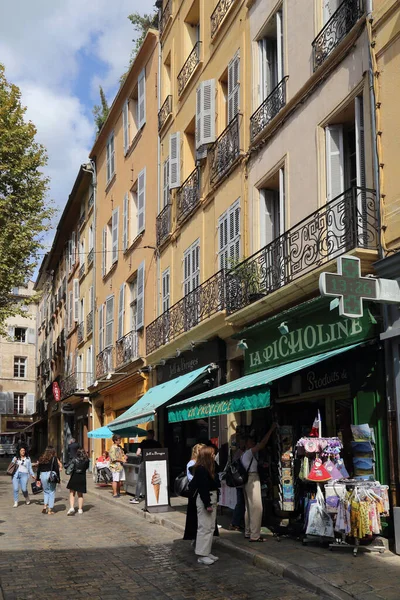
[227,256,266,304]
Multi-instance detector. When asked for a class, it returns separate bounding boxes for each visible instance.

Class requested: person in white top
[241,424,277,542]
[11,446,36,508]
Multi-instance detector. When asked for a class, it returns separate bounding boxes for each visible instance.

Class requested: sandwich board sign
[143,448,171,513]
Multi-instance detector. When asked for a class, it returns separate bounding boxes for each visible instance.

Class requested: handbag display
[174,472,190,498]
[48,457,60,484]
[6,461,18,477]
[31,481,43,495]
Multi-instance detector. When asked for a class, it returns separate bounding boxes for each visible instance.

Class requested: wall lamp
[237,339,248,351]
[278,322,289,335]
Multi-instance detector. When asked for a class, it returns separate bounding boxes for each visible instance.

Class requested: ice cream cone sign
[151,469,161,503]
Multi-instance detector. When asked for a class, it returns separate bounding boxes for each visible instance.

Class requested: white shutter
[80,297,85,324]
[228,200,241,263]
[123,99,130,153]
[228,54,240,124]
[89,286,94,312]
[105,296,114,348]
[163,159,170,208]
[71,232,76,265]
[118,283,125,339]
[355,96,366,189]
[169,132,181,189]
[218,212,228,270]
[28,328,35,344]
[112,207,119,264]
[79,240,85,267]
[86,345,93,387]
[276,9,283,83]
[137,168,146,234]
[26,393,35,415]
[162,269,170,312]
[6,391,14,414]
[325,125,344,201]
[99,304,104,352]
[73,279,79,322]
[7,326,14,340]
[102,226,107,276]
[68,290,73,330]
[138,68,146,129]
[0,392,6,414]
[279,167,285,234]
[111,133,115,178]
[123,192,129,251]
[136,261,145,330]
[196,80,216,149]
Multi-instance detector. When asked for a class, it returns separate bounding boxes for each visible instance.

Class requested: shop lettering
[187,399,233,420]
[169,357,199,377]
[306,369,348,391]
[249,318,363,369]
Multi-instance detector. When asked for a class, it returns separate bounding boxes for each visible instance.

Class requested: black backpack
[225,456,253,488]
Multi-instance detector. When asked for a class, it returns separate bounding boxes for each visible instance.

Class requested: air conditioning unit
[278,374,301,398]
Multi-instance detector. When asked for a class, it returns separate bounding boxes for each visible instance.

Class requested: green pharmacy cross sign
[319,256,378,318]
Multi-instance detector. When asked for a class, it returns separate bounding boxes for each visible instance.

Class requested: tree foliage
[92,85,110,133]
[119,11,159,84]
[0,64,52,332]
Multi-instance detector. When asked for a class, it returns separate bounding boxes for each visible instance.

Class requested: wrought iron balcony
[146,270,225,354]
[250,77,288,142]
[116,330,139,368]
[177,168,200,224]
[312,0,364,71]
[79,263,85,279]
[77,321,84,345]
[88,248,94,267]
[86,310,93,335]
[211,0,236,38]
[88,191,94,211]
[178,41,201,96]
[209,114,240,186]
[226,187,378,314]
[60,372,86,400]
[78,212,86,230]
[159,0,172,36]
[158,95,172,132]
[156,203,172,246]
[96,346,114,379]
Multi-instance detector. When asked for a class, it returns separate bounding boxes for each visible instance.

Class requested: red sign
[52,382,61,402]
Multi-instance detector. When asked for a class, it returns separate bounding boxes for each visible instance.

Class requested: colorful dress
[108,445,125,473]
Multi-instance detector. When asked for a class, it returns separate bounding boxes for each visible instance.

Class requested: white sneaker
[78,509,83,514]
[197,556,214,565]
[67,508,75,516]
[208,554,219,562]
[13,501,18,508]
[129,497,140,504]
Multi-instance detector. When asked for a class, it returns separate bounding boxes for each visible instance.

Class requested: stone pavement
[0,474,327,600]
[82,476,400,600]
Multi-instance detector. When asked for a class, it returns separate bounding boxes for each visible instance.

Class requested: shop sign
[143,448,170,513]
[301,364,349,393]
[6,420,30,430]
[245,305,376,374]
[156,338,224,384]
[52,382,61,402]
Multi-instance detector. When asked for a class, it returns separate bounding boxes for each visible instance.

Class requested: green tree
[119,11,158,84]
[0,64,52,332]
[92,85,110,133]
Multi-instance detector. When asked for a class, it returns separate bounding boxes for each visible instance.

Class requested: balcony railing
[79,263,85,279]
[178,41,201,96]
[96,346,114,379]
[158,95,172,132]
[78,212,86,230]
[156,203,172,246]
[312,0,364,71]
[177,168,200,224]
[211,0,236,38]
[60,372,86,400]
[250,77,288,142]
[209,114,240,186]
[226,187,378,314]
[77,321,84,345]
[88,247,94,267]
[88,191,94,211]
[86,310,93,335]
[116,331,139,368]
[159,0,172,36]
[146,270,225,354]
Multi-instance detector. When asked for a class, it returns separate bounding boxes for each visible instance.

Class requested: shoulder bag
[48,457,60,484]
[174,471,190,498]
[225,456,254,488]
[6,460,18,477]
[65,460,75,476]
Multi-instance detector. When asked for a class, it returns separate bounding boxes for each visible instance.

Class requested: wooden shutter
[7,326,14,341]
[68,290,73,330]
[228,53,240,124]
[118,283,125,339]
[228,200,241,264]
[86,345,92,387]
[123,192,129,251]
[218,212,228,270]
[162,269,170,312]
[6,391,14,413]
[99,304,104,352]
[110,133,115,178]
[28,328,35,344]
[26,394,35,415]
[112,207,119,264]
[138,68,146,129]
[163,159,170,208]
[196,80,216,148]
[102,226,107,276]
[123,99,130,153]
[136,261,145,330]
[325,125,344,201]
[80,297,85,324]
[169,132,181,189]
[73,279,79,322]
[105,296,114,347]
[0,392,7,414]
[355,96,366,189]
[137,168,146,234]
[71,232,76,265]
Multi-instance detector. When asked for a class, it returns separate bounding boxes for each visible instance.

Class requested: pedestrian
[241,423,277,542]
[183,443,205,540]
[36,446,60,515]
[11,446,36,508]
[229,435,246,531]
[108,434,127,498]
[131,429,162,504]
[67,438,79,461]
[66,447,90,515]
[190,445,221,565]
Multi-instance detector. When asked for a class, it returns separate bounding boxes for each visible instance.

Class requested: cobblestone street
[0,475,327,600]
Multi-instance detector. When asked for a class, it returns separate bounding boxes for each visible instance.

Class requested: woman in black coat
[66,448,89,515]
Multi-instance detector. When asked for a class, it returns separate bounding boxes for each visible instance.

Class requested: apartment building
[35,167,94,459]
[0,283,37,438]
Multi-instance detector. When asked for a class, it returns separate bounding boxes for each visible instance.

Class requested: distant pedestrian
[36,446,60,515]
[11,446,36,508]
[109,435,127,498]
[183,443,205,540]
[66,447,90,515]
[229,436,246,531]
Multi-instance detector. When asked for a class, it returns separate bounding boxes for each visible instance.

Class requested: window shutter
[102,226,107,276]
[136,261,145,330]
[89,286,94,312]
[162,269,170,312]
[138,68,146,129]
[71,232,76,265]
[80,297,85,324]
[196,85,202,149]
[105,296,114,348]
[68,290,73,330]
[6,391,14,414]
[86,346,93,387]
[123,192,129,251]
[228,200,241,264]
[169,132,181,189]
[202,80,216,146]
[163,159,170,208]
[325,125,344,201]
[28,328,35,344]
[355,96,366,189]
[276,9,283,83]
[228,53,240,124]
[0,392,6,414]
[111,133,115,179]
[112,207,119,264]
[118,283,125,339]
[7,326,14,341]
[26,393,35,415]
[218,212,228,270]
[79,240,85,267]
[73,279,79,322]
[137,168,146,234]
[99,304,104,352]
[123,100,130,153]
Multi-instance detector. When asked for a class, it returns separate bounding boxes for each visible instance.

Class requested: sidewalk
[80,477,400,600]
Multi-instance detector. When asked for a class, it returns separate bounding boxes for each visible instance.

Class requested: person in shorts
[108,435,127,498]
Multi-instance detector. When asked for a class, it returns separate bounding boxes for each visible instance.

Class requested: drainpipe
[157,36,162,319]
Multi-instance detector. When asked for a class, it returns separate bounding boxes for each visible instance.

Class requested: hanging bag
[306,486,334,538]
[6,460,18,477]
[48,457,60,484]
[174,472,190,498]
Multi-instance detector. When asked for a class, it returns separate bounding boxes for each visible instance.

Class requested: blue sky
[0,0,155,254]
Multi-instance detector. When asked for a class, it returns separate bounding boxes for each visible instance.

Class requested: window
[128,169,146,242]
[123,100,130,154]
[323,0,340,24]
[125,68,146,149]
[101,226,108,276]
[106,132,115,183]
[14,328,27,343]
[68,290,73,331]
[71,232,76,267]
[99,304,105,352]
[218,200,240,270]
[183,240,200,296]
[196,79,216,148]
[228,53,240,124]
[258,8,284,105]
[163,158,170,208]
[136,262,145,330]
[123,193,129,251]
[260,167,285,249]
[118,283,126,340]
[86,345,93,387]
[79,297,85,325]
[112,207,119,264]
[78,239,85,267]
[105,295,114,348]
[77,355,84,390]
[88,224,94,251]
[137,68,146,129]
[73,279,79,322]
[14,357,27,378]
[162,268,170,312]
[14,393,25,414]
[169,132,181,189]
[129,278,137,332]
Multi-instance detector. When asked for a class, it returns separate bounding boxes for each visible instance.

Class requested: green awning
[108,364,213,434]
[168,343,362,423]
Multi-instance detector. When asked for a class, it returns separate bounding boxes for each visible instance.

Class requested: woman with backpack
[66,447,90,515]
[36,446,60,515]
